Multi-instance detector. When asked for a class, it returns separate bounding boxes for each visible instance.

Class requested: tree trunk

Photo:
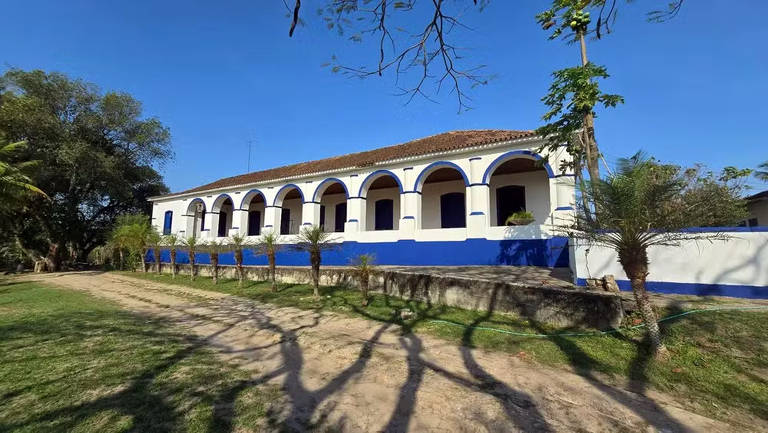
[269,253,277,292]
[140,248,148,273]
[311,251,320,298]
[235,249,244,287]
[578,31,601,194]
[118,249,125,271]
[170,249,177,278]
[619,247,669,359]
[189,251,196,281]
[211,254,219,284]
[154,247,161,274]
[45,242,61,272]
[360,272,369,306]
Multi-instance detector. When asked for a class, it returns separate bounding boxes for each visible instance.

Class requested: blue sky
[2,0,766,193]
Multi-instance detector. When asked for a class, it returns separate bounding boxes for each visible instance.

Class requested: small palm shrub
[255,231,282,292]
[228,233,251,287]
[181,236,201,281]
[163,234,179,278]
[206,239,226,284]
[294,225,338,299]
[351,254,376,306]
[505,211,534,226]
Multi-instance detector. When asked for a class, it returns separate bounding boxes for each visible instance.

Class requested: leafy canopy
[0,69,171,264]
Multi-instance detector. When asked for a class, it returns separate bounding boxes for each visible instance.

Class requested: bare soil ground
[21,271,766,433]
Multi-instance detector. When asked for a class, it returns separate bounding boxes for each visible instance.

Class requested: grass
[123,271,768,423]
[0,279,282,433]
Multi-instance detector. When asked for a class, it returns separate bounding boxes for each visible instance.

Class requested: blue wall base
[576,278,768,300]
[149,237,570,268]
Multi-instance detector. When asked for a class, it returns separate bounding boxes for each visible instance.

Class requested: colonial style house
[148,130,576,267]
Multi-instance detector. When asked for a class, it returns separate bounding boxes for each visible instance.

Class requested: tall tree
[0,69,171,270]
[570,153,748,357]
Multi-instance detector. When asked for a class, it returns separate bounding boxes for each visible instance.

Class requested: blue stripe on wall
[150,237,570,268]
[576,278,768,300]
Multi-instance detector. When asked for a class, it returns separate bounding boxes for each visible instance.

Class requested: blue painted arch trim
[212,193,236,211]
[357,170,404,197]
[482,150,555,183]
[413,161,470,191]
[187,198,206,213]
[272,183,306,206]
[239,188,268,209]
[312,177,350,202]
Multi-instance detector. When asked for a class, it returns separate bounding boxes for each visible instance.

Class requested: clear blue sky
[2,0,767,193]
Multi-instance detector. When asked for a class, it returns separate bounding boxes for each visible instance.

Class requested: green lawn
[124,271,768,423]
[0,279,282,433]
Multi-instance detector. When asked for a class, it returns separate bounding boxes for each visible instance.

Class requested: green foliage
[0,138,46,211]
[572,153,749,249]
[0,69,171,269]
[294,225,338,295]
[109,214,152,271]
[505,211,534,225]
[536,63,623,158]
[255,231,282,291]
[756,161,768,182]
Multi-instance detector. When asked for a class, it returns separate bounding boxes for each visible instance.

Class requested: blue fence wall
[149,237,570,268]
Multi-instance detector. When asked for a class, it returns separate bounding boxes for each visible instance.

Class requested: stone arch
[413,161,469,192]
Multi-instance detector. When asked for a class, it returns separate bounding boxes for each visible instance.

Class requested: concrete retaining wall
[152,263,623,329]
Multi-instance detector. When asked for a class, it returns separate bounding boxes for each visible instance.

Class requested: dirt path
[21,272,764,432]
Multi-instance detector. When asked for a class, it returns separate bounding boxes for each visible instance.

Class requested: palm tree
[109,214,151,271]
[571,153,749,358]
[0,139,46,209]
[163,234,179,278]
[756,161,768,182]
[351,254,376,306]
[206,239,226,284]
[181,236,201,281]
[255,232,282,292]
[294,225,338,299]
[146,228,162,274]
[228,233,250,287]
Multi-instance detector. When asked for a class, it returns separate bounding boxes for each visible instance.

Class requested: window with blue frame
[163,211,173,235]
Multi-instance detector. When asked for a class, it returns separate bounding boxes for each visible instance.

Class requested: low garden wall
[154,263,623,329]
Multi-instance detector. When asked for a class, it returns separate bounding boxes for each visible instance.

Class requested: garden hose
[426,305,768,338]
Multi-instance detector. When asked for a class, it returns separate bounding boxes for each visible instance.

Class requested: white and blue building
[149,130,576,268]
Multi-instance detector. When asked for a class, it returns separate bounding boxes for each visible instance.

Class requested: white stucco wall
[572,232,768,288]
[149,136,575,244]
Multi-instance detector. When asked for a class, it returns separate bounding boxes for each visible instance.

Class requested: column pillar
[399,167,417,238]
[302,202,321,228]
[553,175,576,227]
[263,206,282,234]
[345,197,365,235]
[231,209,247,236]
[467,157,489,238]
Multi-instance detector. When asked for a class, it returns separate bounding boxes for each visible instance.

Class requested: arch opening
[243,191,267,236]
[420,167,466,229]
[212,195,234,237]
[488,157,550,226]
[316,180,348,233]
[274,186,304,235]
[362,173,401,231]
[185,199,206,238]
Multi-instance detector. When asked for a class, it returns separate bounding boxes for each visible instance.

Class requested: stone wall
[154,263,623,329]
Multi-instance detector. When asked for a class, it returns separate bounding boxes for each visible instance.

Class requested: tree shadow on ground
[529,303,688,432]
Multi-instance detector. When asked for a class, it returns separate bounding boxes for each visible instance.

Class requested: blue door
[374,199,394,230]
[440,192,466,228]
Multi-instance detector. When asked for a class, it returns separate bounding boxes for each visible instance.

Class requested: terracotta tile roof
[169,129,534,197]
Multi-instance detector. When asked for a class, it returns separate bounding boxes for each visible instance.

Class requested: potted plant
[505,211,535,226]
